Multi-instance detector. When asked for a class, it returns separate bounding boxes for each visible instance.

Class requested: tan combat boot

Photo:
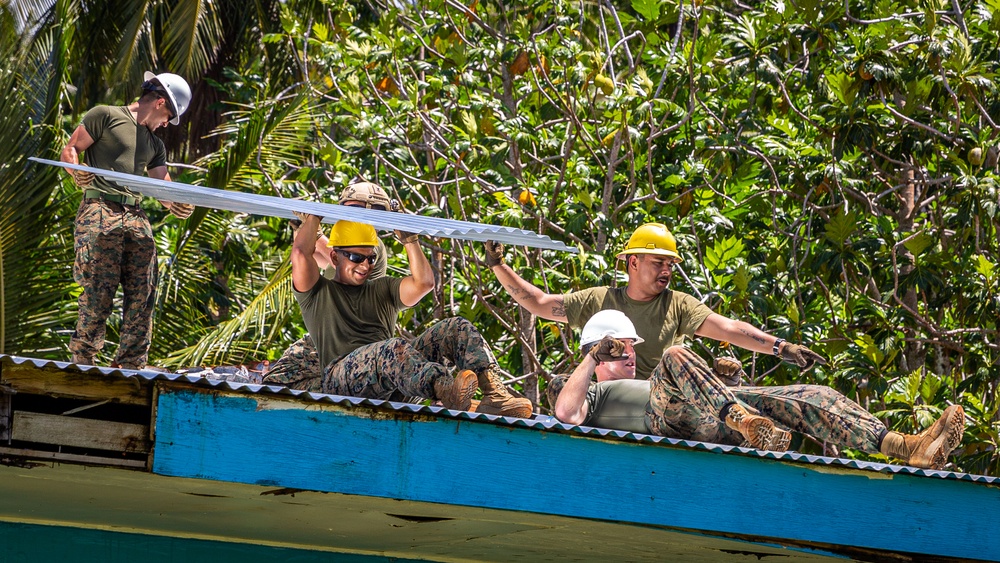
[433,370,478,411]
[725,404,792,452]
[474,367,534,418]
[880,404,965,469]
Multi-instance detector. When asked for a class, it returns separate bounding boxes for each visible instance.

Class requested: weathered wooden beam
[0,385,12,444]
[0,363,150,406]
[0,446,146,469]
[12,412,150,454]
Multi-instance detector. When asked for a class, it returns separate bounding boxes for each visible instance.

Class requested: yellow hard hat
[616,223,681,261]
[326,220,378,248]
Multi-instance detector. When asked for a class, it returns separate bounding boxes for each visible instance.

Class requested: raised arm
[484,241,568,322]
[554,355,596,425]
[291,213,323,293]
[397,234,434,307]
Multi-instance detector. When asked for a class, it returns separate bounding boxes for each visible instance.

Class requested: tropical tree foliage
[3,0,999,474]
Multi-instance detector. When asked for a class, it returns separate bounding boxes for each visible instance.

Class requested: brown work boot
[474,367,534,418]
[433,370,478,411]
[880,405,965,469]
[725,404,791,452]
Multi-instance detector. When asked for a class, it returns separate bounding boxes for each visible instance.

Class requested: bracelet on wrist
[772,338,785,356]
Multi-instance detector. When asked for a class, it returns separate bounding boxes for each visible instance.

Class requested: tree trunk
[897,165,924,371]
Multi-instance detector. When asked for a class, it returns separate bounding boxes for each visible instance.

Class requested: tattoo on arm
[551,297,565,318]
[505,284,526,299]
[740,327,766,346]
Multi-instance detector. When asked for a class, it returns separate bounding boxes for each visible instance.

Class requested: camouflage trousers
[266,317,494,401]
[69,200,157,369]
[263,334,324,391]
[645,346,886,452]
[323,317,494,399]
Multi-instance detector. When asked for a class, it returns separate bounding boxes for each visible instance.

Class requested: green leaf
[974,254,995,282]
[854,334,885,367]
[458,110,478,136]
[312,22,329,42]
[824,209,858,247]
[632,0,661,21]
[705,236,745,271]
[733,264,750,294]
[902,232,934,256]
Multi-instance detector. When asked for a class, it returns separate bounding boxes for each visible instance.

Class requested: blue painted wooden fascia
[152,389,999,561]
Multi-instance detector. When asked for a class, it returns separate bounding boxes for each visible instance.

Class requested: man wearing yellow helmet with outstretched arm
[487,224,965,469]
[278,211,532,418]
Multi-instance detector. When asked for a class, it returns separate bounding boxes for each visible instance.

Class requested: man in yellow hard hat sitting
[278,213,532,418]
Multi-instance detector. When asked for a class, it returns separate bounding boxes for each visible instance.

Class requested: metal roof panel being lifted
[29,157,577,253]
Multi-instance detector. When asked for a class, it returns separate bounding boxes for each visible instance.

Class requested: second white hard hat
[580,310,644,347]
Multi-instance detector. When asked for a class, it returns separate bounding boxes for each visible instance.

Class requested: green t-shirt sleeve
[676,292,714,337]
[148,139,167,170]
[379,276,404,308]
[81,106,111,146]
[562,287,608,328]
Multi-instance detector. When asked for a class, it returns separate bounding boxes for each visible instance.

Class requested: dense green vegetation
[2,0,998,474]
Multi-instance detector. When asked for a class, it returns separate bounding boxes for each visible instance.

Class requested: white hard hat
[142,71,192,125]
[580,310,644,348]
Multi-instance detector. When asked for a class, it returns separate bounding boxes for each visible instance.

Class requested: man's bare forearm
[491,263,567,322]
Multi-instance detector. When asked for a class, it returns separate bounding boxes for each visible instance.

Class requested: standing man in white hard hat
[488,225,965,469]
[550,310,965,470]
[60,71,195,369]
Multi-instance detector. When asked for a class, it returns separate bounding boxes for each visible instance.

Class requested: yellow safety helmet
[326,220,378,248]
[339,181,393,210]
[616,223,681,261]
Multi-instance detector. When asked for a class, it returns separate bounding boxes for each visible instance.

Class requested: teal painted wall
[0,522,422,562]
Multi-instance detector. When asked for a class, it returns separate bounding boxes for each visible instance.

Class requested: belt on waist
[83,189,139,206]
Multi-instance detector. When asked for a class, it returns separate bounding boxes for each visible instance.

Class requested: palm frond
[0,18,76,355]
[161,0,223,79]
[159,257,297,367]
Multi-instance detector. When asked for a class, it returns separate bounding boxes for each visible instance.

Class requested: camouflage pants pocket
[646,346,744,445]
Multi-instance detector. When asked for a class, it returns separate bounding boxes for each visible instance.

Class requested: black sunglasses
[337,249,377,265]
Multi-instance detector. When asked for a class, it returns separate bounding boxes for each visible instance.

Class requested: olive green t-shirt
[81,105,167,197]
[294,276,404,368]
[563,287,713,379]
[583,379,653,434]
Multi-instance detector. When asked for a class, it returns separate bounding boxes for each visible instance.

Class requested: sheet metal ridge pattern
[2,354,994,484]
[29,158,576,253]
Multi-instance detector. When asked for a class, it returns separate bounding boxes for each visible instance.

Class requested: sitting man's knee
[662,345,690,362]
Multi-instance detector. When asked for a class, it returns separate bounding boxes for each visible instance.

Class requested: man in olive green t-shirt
[264,181,393,386]
[281,215,532,418]
[490,224,965,469]
[60,71,195,369]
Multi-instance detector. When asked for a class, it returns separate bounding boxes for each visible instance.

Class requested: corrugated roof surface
[29,158,576,253]
[3,354,995,485]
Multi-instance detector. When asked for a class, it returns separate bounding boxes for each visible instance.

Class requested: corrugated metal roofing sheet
[3,354,995,484]
[29,158,576,253]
